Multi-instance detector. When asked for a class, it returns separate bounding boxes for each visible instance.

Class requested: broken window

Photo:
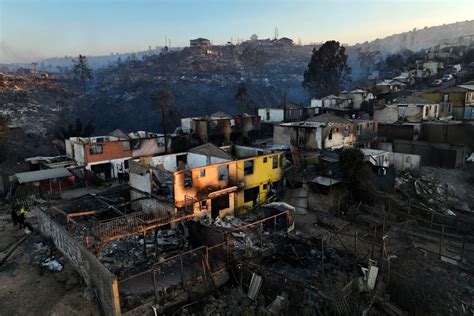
[344,127,350,137]
[122,141,130,151]
[272,156,278,169]
[184,171,192,188]
[218,165,229,180]
[244,186,259,203]
[244,160,254,175]
[89,144,103,155]
[200,169,206,177]
[130,139,141,150]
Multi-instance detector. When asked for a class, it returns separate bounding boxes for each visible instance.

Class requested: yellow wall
[172,152,284,215]
[421,91,466,107]
[235,153,284,213]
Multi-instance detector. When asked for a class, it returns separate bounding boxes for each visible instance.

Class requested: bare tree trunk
[161,108,168,154]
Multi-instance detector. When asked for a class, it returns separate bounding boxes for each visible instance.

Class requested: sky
[0,0,473,63]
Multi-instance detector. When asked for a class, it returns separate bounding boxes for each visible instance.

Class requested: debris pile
[99,228,189,277]
[394,171,470,216]
[32,241,64,272]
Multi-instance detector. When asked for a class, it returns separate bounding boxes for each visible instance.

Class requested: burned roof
[209,110,234,118]
[188,143,235,161]
[109,129,129,139]
[305,114,351,125]
[284,102,304,109]
[393,96,435,105]
[12,167,72,184]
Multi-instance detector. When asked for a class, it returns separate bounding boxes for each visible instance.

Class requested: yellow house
[421,85,474,120]
[129,143,285,219]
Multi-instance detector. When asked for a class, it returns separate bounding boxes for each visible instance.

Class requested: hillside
[354,20,474,55]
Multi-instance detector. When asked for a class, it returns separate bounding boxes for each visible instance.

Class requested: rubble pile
[99,228,189,277]
[394,171,470,216]
[177,286,282,316]
[32,241,64,272]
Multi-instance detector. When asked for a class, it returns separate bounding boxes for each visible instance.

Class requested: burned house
[258,103,316,124]
[180,111,260,146]
[273,114,377,151]
[421,83,474,120]
[374,95,449,124]
[65,131,176,180]
[129,143,285,219]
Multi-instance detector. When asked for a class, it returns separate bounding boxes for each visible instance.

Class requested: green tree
[72,54,93,94]
[339,148,365,186]
[303,41,351,98]
[150,89,175,153]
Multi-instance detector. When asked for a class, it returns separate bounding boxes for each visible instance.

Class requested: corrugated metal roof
[13,168,72,184]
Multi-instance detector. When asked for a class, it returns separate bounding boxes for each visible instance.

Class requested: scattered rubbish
[41,258,63,272]
[247,273,263,300]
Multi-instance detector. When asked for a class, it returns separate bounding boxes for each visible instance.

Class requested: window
[344,127,350,137]
[356,125,361,136]
[406,156,412,163]
[366,123,370,127]
[244,160,254,175]
[279,155,284,168]
[272,156,278,169]
[124,160,129,169]
[184,171,192,188]
[89,144,103,155]
[263,157,268,163]
[328,129,333,140]
[122,141,130,151]
[200,169,206,177]
[218,165,229,180]
[244,186,259,203]
[266,111,270,121]
[263,183,267,191]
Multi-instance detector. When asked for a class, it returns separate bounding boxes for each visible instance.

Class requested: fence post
[371,226,377,258]
[439,226,445,258]
[354,231,358,254]
[152,270,159,303]
[321,239,325,282]
[180,253,186,289]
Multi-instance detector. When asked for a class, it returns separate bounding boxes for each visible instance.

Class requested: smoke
[0,40,43,64]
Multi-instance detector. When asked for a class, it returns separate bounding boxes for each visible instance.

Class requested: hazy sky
[0,0,473,63]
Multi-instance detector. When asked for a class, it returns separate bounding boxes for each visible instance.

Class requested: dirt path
[0,214,100,316]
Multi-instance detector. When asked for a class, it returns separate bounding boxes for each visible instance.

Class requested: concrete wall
[258,109,284,123]
[378,123,420,141]
[36,208,120,315]
[420,122,474,150]
[374,106,399,123]
[393,139,466,168]
[65,139,74,159]
[73,143,85,165]
[391,152,421,176]
[273,125,293,146]
[132,138,165,158]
